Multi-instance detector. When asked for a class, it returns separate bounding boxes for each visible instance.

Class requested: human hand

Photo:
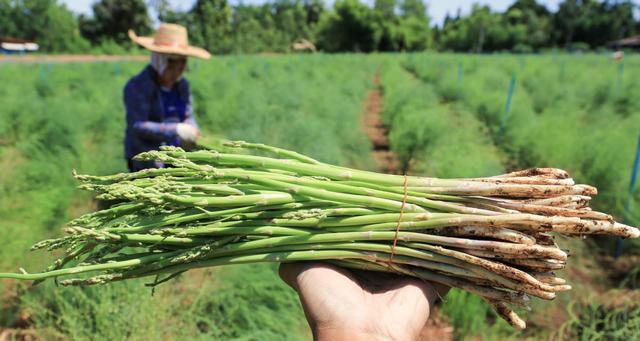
[176,123,199,143]
[279,262,448,341]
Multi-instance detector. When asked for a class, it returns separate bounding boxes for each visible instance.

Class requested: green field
[0,53,638,340]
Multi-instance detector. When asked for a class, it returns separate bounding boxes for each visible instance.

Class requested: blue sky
[60,0,565,26]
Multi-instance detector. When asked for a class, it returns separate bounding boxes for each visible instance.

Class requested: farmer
[124,23,210,172]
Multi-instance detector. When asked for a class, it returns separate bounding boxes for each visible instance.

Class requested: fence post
[615,134,640,258]
[617,61,625,90]
[39,63,53,80]
[518,57,526,70]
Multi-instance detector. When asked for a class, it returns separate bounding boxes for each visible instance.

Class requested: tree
[400,0,427,19]
[316,0,378,52]
[468,5,496,52]
[189,0,233,54]
[0,0,89,52]
[0,0,18,37]
[80,0,151,45]
[373,0,398,51]
[44,2,91,51]
[439,4,502,52]
[608,1,635,41]
[149,0,171,22]
[509,0,549,16]
[553,0,588,48]
[272,0,313,46]
[3,0,637,54]
[397,15,432,50]
[551,0,634,50]
[397,0,431,51]
[374,0,395,20]
[303,0,324,26]
[232,5,270,53]
[505,0,551,51]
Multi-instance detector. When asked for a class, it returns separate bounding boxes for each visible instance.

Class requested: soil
[418,308,454,341]
[174,268,213,307]
[362,73,402,174]
[0,290,34,341]
[361,73,453,340]
[600,254,640,283]
[0,327,36,341]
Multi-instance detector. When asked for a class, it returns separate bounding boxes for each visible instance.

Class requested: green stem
[219,140,321,165]
[0,251,182,281]
[104,201,335,233]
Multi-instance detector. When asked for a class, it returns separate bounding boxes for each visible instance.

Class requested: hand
[279,262,448,341]
[176,123,199,143]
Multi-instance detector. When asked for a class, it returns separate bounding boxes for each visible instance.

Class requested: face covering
[151,52,170,75]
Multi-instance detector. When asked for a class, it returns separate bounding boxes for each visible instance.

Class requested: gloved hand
[176,123,199,143]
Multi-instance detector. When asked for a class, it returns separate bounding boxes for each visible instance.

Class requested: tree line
[0,0,636,54]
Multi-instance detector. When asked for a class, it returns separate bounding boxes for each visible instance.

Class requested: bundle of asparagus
[1,141,638,329]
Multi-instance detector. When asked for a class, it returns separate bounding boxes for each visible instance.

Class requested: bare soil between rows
[361,73,453,341]
[361,73,402,174]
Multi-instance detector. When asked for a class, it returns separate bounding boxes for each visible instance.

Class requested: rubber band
[388,174,409,268]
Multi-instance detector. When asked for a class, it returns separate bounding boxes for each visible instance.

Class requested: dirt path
[362,74,402,174]
[0,328,35,341]
[0,54,147,64]
[361,73,454,341]
[419,308,454,341]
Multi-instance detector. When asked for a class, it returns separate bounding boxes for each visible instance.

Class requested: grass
[378,58,504,177]
[556,300,640,340]
[15,265,307,340]
[404,54,640,229]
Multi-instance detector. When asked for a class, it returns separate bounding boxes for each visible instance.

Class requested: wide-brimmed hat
[128,23,211,59]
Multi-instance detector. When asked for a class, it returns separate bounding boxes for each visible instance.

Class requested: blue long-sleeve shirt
[123,65,198,163]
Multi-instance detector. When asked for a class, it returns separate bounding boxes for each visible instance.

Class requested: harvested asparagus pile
[1,141,638,329]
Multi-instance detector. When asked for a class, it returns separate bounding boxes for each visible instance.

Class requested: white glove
[176,123,199,143]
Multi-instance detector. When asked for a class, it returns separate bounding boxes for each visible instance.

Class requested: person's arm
[124,82,179,142]
[174,82,200,143]
[132,121,179,141]
[182,87,199,129]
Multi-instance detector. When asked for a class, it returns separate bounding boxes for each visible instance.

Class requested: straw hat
[128,23,211,59]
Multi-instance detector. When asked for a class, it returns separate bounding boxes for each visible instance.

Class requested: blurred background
[1,0,639,340]
[1,0,640,54]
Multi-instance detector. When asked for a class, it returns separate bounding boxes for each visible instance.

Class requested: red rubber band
[388,174,409,268]
[156,41,189,49]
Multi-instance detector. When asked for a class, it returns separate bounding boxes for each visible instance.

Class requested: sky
[60,0,565,27]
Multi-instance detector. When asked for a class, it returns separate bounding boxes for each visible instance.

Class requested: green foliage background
[1,0,636,54]
[0,53,639,339]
